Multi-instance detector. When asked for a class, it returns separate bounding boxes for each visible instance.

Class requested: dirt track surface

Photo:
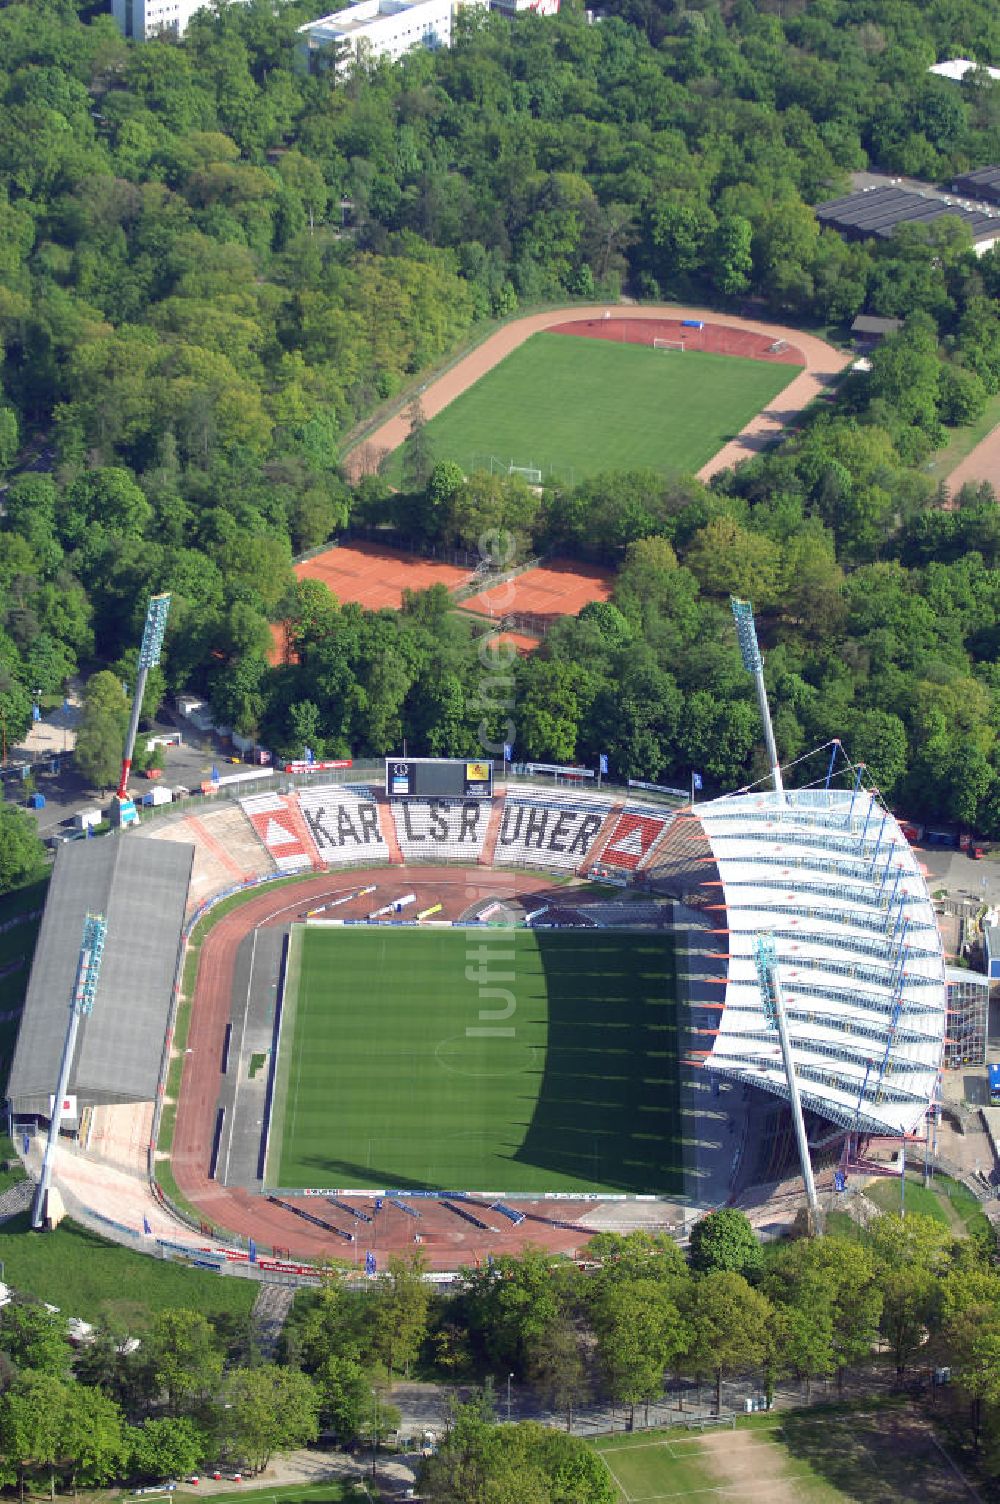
[172,869,607,1270]
[944,420,1000,496]
[344,303,850,482]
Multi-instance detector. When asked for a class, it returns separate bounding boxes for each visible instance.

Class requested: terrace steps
[479,792,507,866]
[377,797,405,864]
[579,799,626,874]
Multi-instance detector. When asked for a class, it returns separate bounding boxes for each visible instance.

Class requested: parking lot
[3,713,247,839]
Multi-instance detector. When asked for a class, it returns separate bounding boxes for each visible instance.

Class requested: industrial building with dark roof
[816,185,1000,252]
[952,166,1000,205]
[7,836,193,1118]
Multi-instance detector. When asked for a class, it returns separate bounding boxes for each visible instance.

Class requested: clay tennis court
[492,629,543,654]
[461,558,613,626]
[296,539,472,609]
[344,302,849,482]
[270,540,475,662]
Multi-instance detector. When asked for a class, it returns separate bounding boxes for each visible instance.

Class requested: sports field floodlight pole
[116,592,172,800]
[753,934,822,1234]
[730,598,784,798]
[32,913,107,1229]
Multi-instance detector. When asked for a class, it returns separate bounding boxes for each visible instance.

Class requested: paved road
[918,845,1000,907]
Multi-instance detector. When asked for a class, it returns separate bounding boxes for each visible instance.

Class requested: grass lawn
[0,1213,257,1325]
[593,1405,972,1502]
[269,926,681,1194]
[865,1174,949,1225]
[387,333,801,484]
[923,387,1000,481]
[863,1170,991,1237]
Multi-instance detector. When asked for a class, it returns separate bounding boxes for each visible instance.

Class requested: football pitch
[268,926,682,1194]
[389,332,801,483]
[593,1408,971,1503]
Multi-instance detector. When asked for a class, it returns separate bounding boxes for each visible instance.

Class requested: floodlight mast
[31,913,107,1229]
[753,934,822,1234]
[116,593,171,801]
[730,597,784,797]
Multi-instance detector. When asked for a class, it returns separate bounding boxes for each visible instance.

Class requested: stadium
[5,652,952,1271]
[0,322,953,1271]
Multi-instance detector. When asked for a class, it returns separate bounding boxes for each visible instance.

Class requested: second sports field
[388,332,801,483]
[269,926,682,1195]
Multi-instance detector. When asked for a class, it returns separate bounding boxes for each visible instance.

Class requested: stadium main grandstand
[676,786,946,1138]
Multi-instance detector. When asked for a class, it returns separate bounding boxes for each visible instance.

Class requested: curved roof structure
[694,787,946,1137]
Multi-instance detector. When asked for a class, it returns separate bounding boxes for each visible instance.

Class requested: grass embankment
[864,1170,992,1238]
[0,1213,257,1323]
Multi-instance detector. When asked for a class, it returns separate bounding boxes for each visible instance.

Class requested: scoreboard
[385,757,493,800]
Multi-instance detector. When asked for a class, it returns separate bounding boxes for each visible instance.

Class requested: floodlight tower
[116,592,171,800]
[753,933,822,1234]
[32,913,107,1229]
[730,597,784,797]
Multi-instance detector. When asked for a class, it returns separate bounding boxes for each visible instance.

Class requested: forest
[1,1209,999,1500]
[0,0,999,829]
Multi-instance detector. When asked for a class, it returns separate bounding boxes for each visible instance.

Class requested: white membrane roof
[694,788,945,1136]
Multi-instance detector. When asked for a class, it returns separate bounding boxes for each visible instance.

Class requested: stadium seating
[391,798,490,863]
[489,1199,525,1226]
[328,1196,373,1223]
[240,793,315,873]
[266,1194,355,1242]
[494,793,612,870]
[442,1199,497,1232]
[296,784,387,865]
[597,803,675,872]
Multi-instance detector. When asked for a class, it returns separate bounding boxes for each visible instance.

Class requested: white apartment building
[928,57,1000,83]
[111,0,250,39]
[299,0,459,73]
[299,0,557,74]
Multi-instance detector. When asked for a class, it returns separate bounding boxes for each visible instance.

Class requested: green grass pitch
[269,926,681,1194]
[389,332,801,483]
[593,1409,970,1503]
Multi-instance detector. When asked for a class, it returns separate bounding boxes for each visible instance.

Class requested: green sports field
[389,332,801,483]
[593,1408,971,1503]
[268,926,681,1194]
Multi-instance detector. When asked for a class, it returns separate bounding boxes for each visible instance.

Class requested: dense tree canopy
[0,0,997,828]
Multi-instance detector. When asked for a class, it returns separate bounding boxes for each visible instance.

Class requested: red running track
[547,316,805,365]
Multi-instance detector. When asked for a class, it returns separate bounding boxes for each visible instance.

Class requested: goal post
[653,338,685,352]
[508,464,543,484]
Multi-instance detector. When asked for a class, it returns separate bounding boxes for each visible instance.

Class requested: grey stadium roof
[8,836,193,1117]
[816,185,1000,243]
